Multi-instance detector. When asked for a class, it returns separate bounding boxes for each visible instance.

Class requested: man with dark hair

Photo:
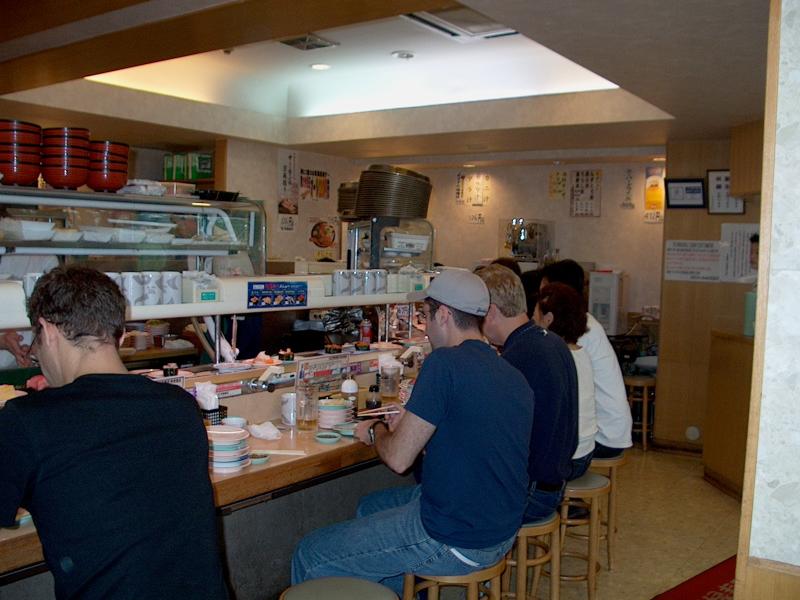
[541,259,632,458]
[477,264,579,521]
[292,269,533,595]
[0,266,228,600]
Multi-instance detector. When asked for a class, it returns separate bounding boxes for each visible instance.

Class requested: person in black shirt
[0,266,228,599]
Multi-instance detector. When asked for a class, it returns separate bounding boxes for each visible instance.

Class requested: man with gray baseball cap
[292,269,533,594]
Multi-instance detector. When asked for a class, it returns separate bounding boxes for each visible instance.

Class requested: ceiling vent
[403,8,517,42]
[279,33,339,51]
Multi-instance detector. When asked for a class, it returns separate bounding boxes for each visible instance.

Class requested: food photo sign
[247,281,308,309]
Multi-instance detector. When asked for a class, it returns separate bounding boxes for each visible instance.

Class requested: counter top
[0,428,378,577]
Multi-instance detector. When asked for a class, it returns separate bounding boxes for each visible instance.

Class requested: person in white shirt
[0,254,59,369]
[541,260,632,457]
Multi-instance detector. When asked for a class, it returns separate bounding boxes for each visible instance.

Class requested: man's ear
[541,311,555,329]
[39,318,59,345]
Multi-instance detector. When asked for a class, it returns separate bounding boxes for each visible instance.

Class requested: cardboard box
[188,152,213,180]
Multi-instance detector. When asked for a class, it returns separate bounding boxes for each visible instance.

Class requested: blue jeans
[567,451,594,481]
[523,482,565,523]
[291,485,515,596]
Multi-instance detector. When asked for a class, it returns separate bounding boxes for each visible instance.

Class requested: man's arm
[355,410,435,474]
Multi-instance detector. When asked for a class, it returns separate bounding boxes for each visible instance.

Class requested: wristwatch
[368,420,387,445]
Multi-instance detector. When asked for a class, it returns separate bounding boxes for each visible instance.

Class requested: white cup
[332,270,351,296]
[121,272,146,306]
[23,272,43,298]
[281,392,297,427]
[351,269,365,295]
[161,271,182,304]
[132,331,148,350]
[373,269,388,294]
[363,269,375,295]
[104,272,122,290]
[141,271,162,305]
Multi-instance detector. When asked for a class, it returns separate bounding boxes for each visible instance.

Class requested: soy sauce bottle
[366,384,382,410]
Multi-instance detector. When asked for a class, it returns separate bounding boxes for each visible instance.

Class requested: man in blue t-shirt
[291,269,533,594]
[477,264,579,521]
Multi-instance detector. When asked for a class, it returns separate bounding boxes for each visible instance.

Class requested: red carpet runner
[651,555,736,600]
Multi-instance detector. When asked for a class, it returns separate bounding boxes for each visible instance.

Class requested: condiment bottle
[366,384,381,410]
[341,377,359,410]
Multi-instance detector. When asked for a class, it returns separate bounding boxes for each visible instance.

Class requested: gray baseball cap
[407,269,490,316]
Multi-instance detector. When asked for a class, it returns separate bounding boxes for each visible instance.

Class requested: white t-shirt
[578,313,633,449]
[0,255,59,369]
[571,346,598,459]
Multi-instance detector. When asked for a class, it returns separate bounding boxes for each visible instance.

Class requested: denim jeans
[523,482,565,523]
[567,450,595,481]
[291,485,515,596]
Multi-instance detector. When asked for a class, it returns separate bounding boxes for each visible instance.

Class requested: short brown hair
[425,298,481,331]
[27,266,126,347]
[475,264,527,318]
[537,283,587,345]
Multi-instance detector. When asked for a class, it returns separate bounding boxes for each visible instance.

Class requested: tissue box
[182,273,220,303]
[200,405,227,426]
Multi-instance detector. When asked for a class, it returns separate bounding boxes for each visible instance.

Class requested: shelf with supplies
[0,186,265,262]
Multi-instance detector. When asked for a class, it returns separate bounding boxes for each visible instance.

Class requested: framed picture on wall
[665,178,706,209]
[707,169,745,214]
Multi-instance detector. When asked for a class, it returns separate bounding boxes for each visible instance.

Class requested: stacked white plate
[207,425,251,472]
[318,399,354,429]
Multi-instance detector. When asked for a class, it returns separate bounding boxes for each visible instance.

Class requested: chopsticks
[357,406,401,418]
[256,449,307,456]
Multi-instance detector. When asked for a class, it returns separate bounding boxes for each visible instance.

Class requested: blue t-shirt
[502,322,578,485]
[406,339,533,548]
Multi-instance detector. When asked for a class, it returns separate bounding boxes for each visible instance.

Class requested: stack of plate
[207,425,251,472]
[318,399,354,429]
[337,181,360,220]
[354,164,432,219]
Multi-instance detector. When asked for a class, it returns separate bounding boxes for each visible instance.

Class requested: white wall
[423,162,664,314]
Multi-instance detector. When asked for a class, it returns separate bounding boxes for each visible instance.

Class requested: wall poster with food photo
[308,217,340,260]
[278,149,299,215]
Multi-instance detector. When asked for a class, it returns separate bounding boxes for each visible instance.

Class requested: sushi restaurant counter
[0,428,378,580]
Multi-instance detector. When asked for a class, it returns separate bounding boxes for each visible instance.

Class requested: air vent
[404,8,517,42]
[279,33,339,51]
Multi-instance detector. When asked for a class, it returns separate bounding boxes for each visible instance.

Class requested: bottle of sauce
[359,319,372,343]
[366,384,382,410]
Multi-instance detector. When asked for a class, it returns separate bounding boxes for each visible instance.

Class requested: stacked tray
[337,181,360,220]
[354,165,432,218]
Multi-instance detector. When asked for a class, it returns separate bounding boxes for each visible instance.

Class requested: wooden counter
[0,430,377,579]
[703,330,754,497]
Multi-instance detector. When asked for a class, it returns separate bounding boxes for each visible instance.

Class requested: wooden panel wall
[656,140,758,448]
[730,120,765,197]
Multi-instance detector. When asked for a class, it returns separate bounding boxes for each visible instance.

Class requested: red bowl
[0,161,40,186]
[0,120,41,133]
[87,169,128,192]
[42,156,89,168]
[89,140,129,156]
[89,158,128,169]
[42,136,89,149]
[0,130,41,145]
[0,151,41,163]
[42,147,90,159]
[41,166,88,189]
[42,127,90,139]
[88,150,129,161]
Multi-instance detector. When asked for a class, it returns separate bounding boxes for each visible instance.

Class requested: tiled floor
[532,448,741,600]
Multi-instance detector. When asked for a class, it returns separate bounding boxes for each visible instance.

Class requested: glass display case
[0,186,266,274]
[346,217,434,272]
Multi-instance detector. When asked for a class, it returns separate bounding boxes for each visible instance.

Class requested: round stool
[280,577,398,599]
[590,452,628,570]
[624,375,656,451]
[501,512,560,600]
[403,558,506,600]
[559,471,611,600]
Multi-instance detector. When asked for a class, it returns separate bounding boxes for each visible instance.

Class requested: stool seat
[502,512,561,600]
[521,511,559,528]
[565,471,610,495]
[404,559,506,600]
[589,454,628,469]
[281,577,398,600]
[622,375,655,386]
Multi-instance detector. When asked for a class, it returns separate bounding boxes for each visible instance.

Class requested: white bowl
[80,226,115,243]
[113,228,146,243]
[52,229,83,242]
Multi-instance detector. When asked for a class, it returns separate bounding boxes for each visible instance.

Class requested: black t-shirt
[0,374,228,599]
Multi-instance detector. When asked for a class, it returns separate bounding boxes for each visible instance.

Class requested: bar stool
[590,453,628,570]
[280,576,398,599]
[624,375,656,451]
[403,558,506,600]
[559,472,611,600]
[501,512,560,600]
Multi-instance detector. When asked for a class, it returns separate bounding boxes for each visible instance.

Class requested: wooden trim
[703,467,743,500]
[0,0,459,95]
[735,0,780,597]
[749,557,800,578]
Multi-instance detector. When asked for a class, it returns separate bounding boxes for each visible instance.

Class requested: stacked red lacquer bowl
[88,140,129,192]
[41,127,90,189]
[0,119,41,186]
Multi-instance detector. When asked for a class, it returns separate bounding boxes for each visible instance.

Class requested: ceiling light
[310,63,331,71]
[463,164,476,168]
[652,157,666,162]
[391,50,415,60]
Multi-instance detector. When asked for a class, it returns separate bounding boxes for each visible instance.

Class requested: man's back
[406,339,533,548]
[502,322,578,485]
[0,374,228,600]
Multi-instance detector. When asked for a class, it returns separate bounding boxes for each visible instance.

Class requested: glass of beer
[296,381,318,431]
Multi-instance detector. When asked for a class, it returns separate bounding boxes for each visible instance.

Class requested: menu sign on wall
[664,240,721,282]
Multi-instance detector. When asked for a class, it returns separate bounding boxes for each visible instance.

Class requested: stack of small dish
[0,119,41,186]
[207,424,251,472]
[88,140,129,192]
[318,398,354,430]
[41,127,90,189]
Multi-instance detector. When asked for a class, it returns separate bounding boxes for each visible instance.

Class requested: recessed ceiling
[86,14,617,118]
